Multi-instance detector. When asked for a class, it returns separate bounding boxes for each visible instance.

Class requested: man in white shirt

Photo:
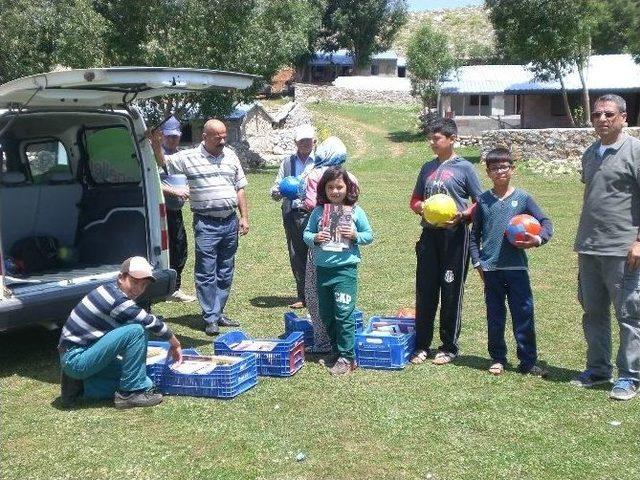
[270,125,316,308]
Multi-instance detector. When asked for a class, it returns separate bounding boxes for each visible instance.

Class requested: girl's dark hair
[485,147,513,166]
[316,166,359,206]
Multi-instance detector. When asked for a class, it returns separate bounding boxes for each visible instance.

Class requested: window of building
[469,95,490,106]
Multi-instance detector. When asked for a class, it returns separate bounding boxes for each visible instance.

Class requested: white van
[0,67,256,331]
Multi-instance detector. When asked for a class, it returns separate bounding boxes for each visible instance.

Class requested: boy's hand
[513,232,541,249]
[338,225,356,240]
[315,230,330,243]
[443,212,463,228]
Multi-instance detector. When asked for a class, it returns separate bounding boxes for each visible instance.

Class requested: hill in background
[393,6,496,63]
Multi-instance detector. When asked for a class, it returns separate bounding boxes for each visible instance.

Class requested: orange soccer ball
[505,214,541,246]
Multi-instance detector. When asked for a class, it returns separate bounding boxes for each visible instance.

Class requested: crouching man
[58,256,182,409]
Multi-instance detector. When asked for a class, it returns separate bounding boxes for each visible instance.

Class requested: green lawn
[2,103,638,480]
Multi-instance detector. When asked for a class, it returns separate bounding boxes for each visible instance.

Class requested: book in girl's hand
[321,204,352,252]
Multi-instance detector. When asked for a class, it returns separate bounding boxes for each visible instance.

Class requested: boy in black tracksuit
[409,118,483,365]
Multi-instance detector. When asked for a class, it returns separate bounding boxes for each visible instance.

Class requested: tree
[0,0,321,120]
[0,0,105,84]
[406,23,457,111]
[140,0,322,119]
[590,0,640,55]
[317,0,408,69]
[487,0,596,126]
[93,0,159,65]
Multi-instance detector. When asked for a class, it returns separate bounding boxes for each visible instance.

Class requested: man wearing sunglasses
[572,94,640,401]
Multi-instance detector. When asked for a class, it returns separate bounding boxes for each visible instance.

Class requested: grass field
[1,103,638,480]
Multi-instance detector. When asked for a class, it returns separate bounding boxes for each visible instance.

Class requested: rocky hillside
[394,7,496,62]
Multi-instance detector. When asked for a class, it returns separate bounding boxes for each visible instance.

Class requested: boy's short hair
[485,147,513,166]
[425,117,458,138]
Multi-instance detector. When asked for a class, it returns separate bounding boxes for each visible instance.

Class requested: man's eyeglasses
[487,164,512,173]
[591,111,618,120]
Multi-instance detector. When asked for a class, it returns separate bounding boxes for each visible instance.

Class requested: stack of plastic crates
[146,340,200,386]
[160,352,257,399]
[214,331,304,377]
[284,309,364,348]
[355,316,416,370]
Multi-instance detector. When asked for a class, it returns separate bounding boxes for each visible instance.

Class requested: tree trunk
[577,60,591,125]
[555,65,576,127]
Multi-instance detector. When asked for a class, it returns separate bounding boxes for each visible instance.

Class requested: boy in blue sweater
[469,148,553,377]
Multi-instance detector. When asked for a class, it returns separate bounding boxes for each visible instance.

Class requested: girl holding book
[301,137,354,353]
[303,166,373,375]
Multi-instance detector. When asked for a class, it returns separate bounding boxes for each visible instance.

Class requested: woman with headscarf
[301,137,358,353]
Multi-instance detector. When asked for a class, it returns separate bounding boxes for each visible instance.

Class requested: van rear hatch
[0,67,257,108]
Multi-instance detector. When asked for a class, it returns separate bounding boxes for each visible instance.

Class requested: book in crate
[160,353,258,399]
[284,309,364,348]
[214,330,304,377]
[355,316,416,370]
[146,340,199,386]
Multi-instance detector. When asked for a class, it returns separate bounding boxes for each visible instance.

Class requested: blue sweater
[469,188,553,271]
[303,204,373,267]
[59,282,173,349]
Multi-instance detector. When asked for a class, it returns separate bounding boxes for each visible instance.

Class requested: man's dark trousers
[283,208,309,301]
[167,208,188,290]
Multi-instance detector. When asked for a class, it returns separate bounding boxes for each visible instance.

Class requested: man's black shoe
[60,371,84,408]
[218,315,240,327]
[204,322,220,336]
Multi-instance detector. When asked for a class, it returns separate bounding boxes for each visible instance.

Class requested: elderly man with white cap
[160,116,196,303]
[57,256,182,409]
[270,124,316,308]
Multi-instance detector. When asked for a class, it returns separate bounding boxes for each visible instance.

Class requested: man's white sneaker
[168,289,196,303]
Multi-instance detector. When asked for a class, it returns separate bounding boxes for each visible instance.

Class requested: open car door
[0,67,258,108]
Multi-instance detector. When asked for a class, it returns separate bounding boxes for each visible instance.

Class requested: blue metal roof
[371,50,400,61]
[308,49,400,66]
[440,64,532,95]
[308,50,354,67]
[505,55,640,94]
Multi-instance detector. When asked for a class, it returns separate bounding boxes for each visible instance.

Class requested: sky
[407,0,483,11]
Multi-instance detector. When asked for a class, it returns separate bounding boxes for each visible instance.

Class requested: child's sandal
[432,351,456,365]
[410,349,429,364]
[489,362,504,375]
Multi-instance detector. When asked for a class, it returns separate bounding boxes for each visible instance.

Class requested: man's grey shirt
[575,134,640,256]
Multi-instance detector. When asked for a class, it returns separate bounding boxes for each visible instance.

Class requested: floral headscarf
[313,136,347,168]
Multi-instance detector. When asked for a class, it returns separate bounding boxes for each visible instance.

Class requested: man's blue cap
[162,115,181,137]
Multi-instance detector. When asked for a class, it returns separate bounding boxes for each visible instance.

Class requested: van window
[24,140,71,184]
[85,126,141,184]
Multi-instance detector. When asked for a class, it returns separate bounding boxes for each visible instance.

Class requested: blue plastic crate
[214,330,304,377]
[284,309,364,348]
[355,316,416,370]
[160,352,258,399]
[146,340,200,386]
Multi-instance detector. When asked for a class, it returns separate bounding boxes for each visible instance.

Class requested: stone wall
[481,127,640,174]
[295,83,419,106]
